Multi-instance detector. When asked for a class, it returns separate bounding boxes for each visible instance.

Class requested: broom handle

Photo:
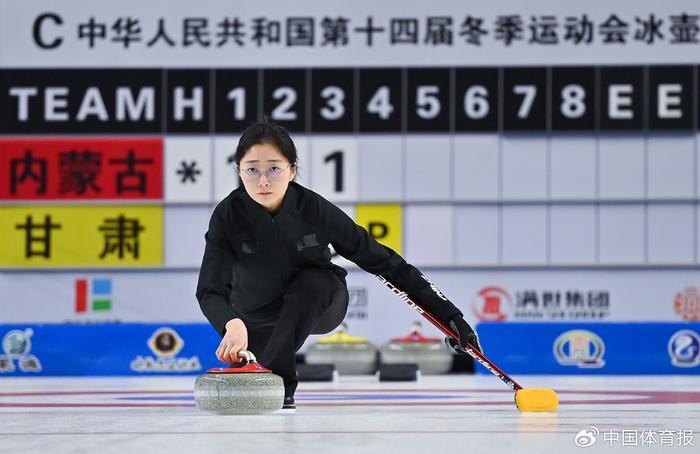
[377,275,523,391]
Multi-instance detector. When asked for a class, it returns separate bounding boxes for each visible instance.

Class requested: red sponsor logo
[0,138,163,200]
[674,287,700,321]
[472,286,512,322]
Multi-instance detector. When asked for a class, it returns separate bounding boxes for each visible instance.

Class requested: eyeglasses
[238,162,293,181]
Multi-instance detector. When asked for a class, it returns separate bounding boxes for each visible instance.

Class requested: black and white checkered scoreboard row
[0,66,698,133]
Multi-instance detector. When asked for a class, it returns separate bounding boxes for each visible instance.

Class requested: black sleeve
[322,199,463,323]
[195,205,240,336]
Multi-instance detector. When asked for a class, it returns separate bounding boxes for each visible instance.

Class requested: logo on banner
[472,287,610,321]
[668,330,700,368]
[554,330,606,368]
[346,288,368,321]
[75,278,113,314]
[472,286,512,321]
[0,329,42,373]
[130,327,201,373]
[148,327,184,357]
[674,287,700,321]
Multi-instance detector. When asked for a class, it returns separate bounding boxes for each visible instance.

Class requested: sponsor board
[475,322,700,374]
[1,321,698,376]
[2,271,700,348]
[0,272,208,324]
[0,324,214,375]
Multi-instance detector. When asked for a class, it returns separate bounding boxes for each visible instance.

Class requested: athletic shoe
[282,395,295,410]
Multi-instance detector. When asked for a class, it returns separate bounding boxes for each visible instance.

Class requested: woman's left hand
[445,315,483,354]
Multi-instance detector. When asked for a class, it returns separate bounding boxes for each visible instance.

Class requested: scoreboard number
[324,150,344,192]
[227,87,246,121]
[311,69,354,132]
[416,85,440,119]
[311,138,358,202]
[320,86,345,121]
[464,85,490,120]
[271,86,298,121]
[560,84,586,119]
[367,86,394,120]
[513,85,537,119]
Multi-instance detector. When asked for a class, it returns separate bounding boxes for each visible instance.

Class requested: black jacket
[196,182,463,335]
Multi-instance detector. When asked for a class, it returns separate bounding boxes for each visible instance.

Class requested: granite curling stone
[380,322,453,374]
[194,350,284,414]
[305,323,377,375]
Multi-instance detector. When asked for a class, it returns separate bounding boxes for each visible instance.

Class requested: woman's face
[238,143,296,213]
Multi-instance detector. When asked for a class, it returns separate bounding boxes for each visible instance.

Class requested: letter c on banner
[33,13,64,49]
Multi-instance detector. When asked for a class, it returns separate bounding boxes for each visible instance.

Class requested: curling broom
[377,275,559,412]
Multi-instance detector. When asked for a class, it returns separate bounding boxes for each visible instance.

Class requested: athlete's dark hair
[233,120,298,168]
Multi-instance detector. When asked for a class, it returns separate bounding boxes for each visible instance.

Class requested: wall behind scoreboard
[1,1,699,351]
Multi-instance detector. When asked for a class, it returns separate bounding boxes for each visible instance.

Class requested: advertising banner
[0,272,204,324]
[1,321,698,376]
[0,269,698,338]
[0,323,218,376]
[475,322,700,374]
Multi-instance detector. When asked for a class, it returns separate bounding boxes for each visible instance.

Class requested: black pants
[242,268,348,397]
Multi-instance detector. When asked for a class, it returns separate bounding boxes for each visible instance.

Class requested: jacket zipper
[271,216,286,291]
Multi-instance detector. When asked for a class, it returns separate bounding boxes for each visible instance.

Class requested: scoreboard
[2,65,698,268]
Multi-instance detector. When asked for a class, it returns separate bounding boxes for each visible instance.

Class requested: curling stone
[380,322,453,374]
[305,323,377,375]
[194,350,284,414]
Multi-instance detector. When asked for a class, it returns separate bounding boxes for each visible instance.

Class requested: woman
[196,121,482,410]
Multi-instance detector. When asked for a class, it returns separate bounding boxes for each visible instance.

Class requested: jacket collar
[241,181,298,220]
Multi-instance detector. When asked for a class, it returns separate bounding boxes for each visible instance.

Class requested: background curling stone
[305,323,377,375]
[380,322,453,374]
[297,363,337,382]
[194,350,284,414]
[377,363,420,382]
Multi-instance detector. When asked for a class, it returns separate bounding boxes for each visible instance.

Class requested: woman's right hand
[216,318,249,363]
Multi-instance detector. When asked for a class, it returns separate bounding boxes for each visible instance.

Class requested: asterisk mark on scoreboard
[176,160,202,183]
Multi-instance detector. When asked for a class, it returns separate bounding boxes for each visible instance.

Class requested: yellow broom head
[515,388,559,412]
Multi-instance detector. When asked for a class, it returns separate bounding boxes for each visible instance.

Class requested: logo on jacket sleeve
[241,238,259,254]
[421,275,448,301]
[297,233,320,251]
